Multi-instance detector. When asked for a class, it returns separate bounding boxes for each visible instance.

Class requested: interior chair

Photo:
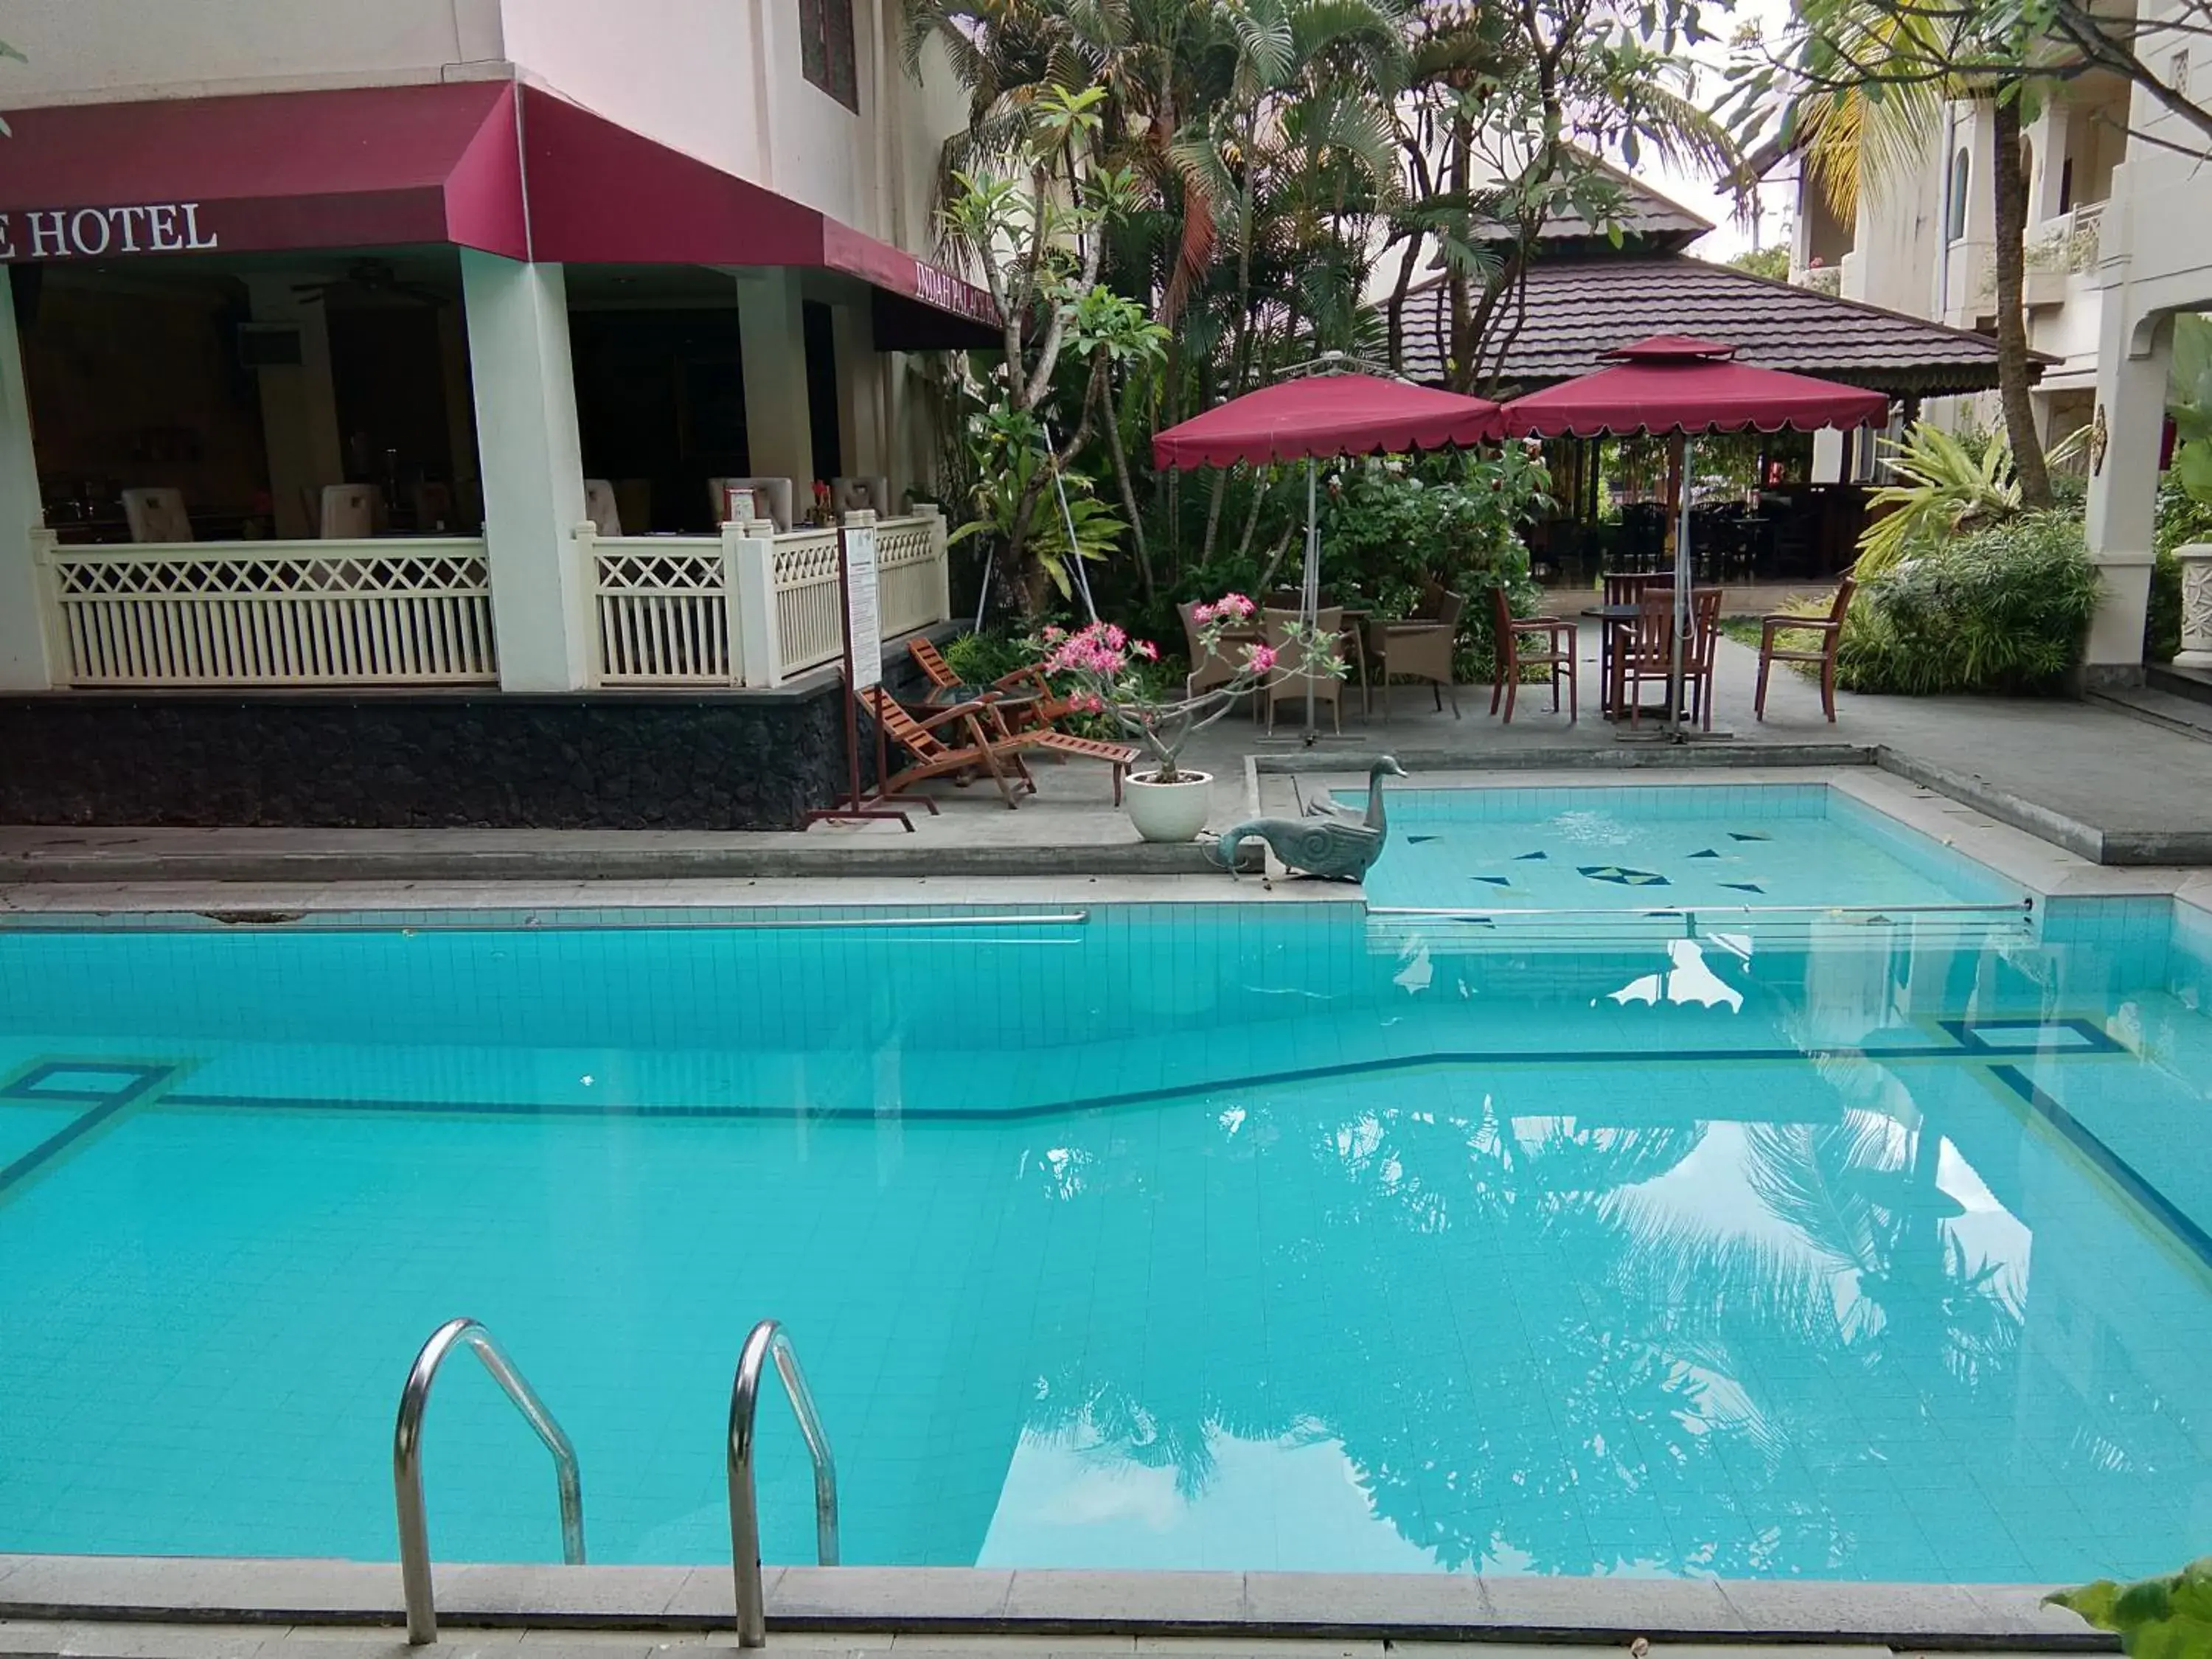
[410,480,456,535]
[318,484,377,540]
[121,487,191,544]
[832,476,894,517]
[583,479,622,537]
[709,476,794,531]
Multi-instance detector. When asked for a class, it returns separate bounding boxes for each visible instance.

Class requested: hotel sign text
[0,202,220,261]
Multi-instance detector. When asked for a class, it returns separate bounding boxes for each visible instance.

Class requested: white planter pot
[1124,769,1213,843]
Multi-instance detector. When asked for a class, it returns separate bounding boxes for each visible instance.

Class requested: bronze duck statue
[1211,756,1408,880]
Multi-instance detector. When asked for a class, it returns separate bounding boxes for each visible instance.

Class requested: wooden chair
[1685,587,1725,731]
[1617,591,1677,727]
[1489,586,1576,723]
[860,686,1037,810]
[1368,588,1464,720]
[1262,605,1344,734]
[832,476,894,516]
[1756,574,1857,723]
[121,487,191,543]
[908,637,1080,730]
[1598,571,1669,712]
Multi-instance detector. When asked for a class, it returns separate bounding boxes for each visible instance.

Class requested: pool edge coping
[0,1559,2113,1651]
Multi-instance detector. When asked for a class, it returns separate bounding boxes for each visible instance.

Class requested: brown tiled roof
[1399,254,2025,397]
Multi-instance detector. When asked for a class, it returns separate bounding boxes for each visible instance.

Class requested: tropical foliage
[1837,509,2102,694]
[901,0,1744,622]
[1857,422,2022,575]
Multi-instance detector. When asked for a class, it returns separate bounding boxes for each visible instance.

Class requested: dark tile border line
[0,1559,2112,1649]
[1989,1063,2212,1273]
[150,1037,2003,1128]
[0,1061,180,1197]
[1258,744,1877,776]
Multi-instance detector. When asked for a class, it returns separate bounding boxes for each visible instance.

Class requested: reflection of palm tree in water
[1015,1078,2031,1576]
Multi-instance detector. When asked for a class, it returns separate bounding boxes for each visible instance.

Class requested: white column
[244,276,344,540]
[0,267,51,690]
[832,300,885,484]
[461,250,592,691]
[2083,296,2166,683]
[735,269,815,490]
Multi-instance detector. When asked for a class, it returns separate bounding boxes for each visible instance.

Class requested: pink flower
[1081,693,1105,714]
[1133,640,1158,661]
[1192,602,1217,625]
[1216,592,1256,618]
[1246,644,1278,673]
[1041,625,1065,644]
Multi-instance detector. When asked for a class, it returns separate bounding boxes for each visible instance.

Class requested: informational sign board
[842,518,881,691]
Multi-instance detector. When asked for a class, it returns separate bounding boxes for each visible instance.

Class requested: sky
[1628,0,1801,264]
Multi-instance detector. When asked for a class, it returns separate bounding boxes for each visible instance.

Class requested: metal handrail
[728,1319,839,1649]
[1368,898,2031,920]
[394,1318,585,1646]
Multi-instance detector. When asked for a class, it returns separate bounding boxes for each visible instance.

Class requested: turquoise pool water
[1347,782,2023,914]
[4,801,2212,1582]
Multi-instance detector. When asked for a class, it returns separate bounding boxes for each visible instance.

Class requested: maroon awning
[1500,336,1891,437]
[1152,373,1503,469]
[517,88,997,349]
[0,82,529,262]
[0,81,997,347]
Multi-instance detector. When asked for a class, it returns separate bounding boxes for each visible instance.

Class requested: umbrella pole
[1303,459,1319,742]
[1669,432,1691,741]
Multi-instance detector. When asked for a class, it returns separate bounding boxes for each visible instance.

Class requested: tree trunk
[1103,378,1154,602]
[1989,94,2053,509]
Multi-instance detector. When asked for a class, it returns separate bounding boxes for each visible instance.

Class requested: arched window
[1947,147,1972,240]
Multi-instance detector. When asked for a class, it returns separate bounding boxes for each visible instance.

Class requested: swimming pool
[4,797,2212,1584]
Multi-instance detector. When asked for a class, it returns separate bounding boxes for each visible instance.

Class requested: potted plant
[1039,595,1343,843]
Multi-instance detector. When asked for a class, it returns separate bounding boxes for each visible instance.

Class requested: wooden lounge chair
[908,637,1079,728]
[860,686,1037,810]
[1755,574,1857,723]
[1489,587,1577,723]
[1026,729,1141,804]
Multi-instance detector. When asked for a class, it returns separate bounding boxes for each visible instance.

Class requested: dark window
[799,0,859,111]
[1946,148,1971,241]
[2059,156,2075,214]
[802,301,844,482]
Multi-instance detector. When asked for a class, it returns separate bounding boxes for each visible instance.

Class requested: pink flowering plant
[1037,594,1344,784]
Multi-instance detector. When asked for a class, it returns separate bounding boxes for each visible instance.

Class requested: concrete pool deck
[2,635,2210,887]
[0,1558,2112,1652]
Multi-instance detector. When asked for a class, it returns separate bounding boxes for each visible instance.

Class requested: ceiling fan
[291,258,449,308]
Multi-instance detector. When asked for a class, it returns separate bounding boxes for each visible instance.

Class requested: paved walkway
[2,630,2209,885]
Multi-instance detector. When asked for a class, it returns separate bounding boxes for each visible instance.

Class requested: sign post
[804,509,914,830]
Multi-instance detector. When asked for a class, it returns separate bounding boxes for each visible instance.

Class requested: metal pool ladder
[728,1318,841,1648]
[393,1317,585,1645]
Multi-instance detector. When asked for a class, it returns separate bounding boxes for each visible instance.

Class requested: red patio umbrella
[1152,372,1504,467]
[1499,338,1889,737]
[1152,370,1504,736]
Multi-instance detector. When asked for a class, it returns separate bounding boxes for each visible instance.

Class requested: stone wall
[0,677,880,830]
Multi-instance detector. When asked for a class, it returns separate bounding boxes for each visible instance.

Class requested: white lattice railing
[40,537,497,687]
[578,510,948,689]
[589,537,737,685]
[772,528,846,677]
[877,515,950,641]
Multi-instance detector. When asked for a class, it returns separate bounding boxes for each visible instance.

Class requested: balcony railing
[1790,263,1843,296]
[582,509,950,689]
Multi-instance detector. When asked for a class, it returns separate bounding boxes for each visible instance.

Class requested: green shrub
[940,630,1032,685]
[1836,511,2103,695]
[2147,546,2183,664]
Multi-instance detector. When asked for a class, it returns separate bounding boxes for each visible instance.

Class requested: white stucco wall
[0,0,506,103]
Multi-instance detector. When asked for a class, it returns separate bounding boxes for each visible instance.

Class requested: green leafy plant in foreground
[1858,422,2023,576]
[2049,1557,2212,1659]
